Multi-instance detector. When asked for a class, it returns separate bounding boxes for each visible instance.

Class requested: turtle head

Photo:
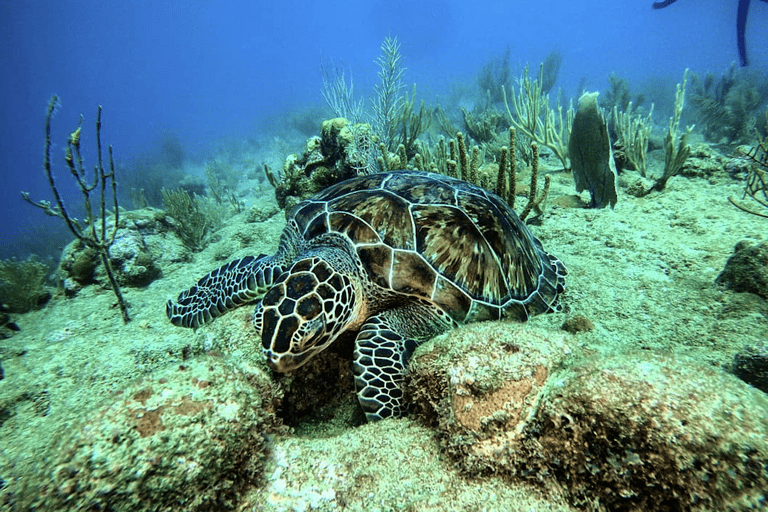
[254,255,360,372]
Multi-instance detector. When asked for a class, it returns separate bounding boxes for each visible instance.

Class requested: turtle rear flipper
[167,254,283,328]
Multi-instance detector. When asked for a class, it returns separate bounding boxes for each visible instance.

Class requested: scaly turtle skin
[167,171,566,420]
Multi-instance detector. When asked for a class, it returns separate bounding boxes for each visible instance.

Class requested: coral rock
[561,314,595,333]
[530,352,768,510]
[733,343,768,393]
[405,322,572,467]
[11,358,280,511]
[58,208,189,292]
[408,322,768,511]
[273,118,373,210]
[716,240,768,298]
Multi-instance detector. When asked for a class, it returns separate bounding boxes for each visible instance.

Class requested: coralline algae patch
[11,357,280,511]
[406,321,768,511]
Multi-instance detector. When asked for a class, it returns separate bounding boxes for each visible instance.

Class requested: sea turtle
[167,170,566,420]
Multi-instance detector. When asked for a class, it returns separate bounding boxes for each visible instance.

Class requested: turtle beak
[263,349,315,373]
[263,317,331,373]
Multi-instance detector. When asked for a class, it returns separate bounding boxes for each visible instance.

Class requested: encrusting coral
[716,240,768,298]
[266,117,374,212]
[406,321,768,511]
[9,358,282,511]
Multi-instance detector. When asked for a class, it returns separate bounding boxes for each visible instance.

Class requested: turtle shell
[288,170,565,323]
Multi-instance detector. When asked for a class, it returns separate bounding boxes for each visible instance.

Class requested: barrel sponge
[569,92,618,208]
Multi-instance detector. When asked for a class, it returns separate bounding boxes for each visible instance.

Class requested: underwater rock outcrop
[405,322,572,469]
[59,208,187,295]
[733,343,768,393]
[716,240,768,298]
[269,117,373,212]
[406,321,768,511]
[11,357,281,511]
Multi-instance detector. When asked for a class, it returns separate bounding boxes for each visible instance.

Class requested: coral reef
[407,322,768,510]
[2,122,767,509]
[6,358,282,511]
[267,117,374,211]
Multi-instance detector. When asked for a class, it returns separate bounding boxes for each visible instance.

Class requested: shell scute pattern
[412,202,508,304]
[390,249,438,297]
[432,275,474,323]
[328,191,415,250]
[327,212,380,245]
[294,171,559,322]
[381,171,458,205]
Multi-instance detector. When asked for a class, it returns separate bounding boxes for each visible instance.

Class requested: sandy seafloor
[0,134,766,511]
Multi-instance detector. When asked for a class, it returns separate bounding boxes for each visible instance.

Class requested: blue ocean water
[0,0,765,260]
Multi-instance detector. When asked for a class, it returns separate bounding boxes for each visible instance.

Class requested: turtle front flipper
[167,254,283,328]
[353,302,454,420]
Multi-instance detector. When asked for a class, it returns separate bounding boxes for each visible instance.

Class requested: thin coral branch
[729,144,768,218]
[519,143,549,221]
[502,63,572,170]
[23,96,130,323]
